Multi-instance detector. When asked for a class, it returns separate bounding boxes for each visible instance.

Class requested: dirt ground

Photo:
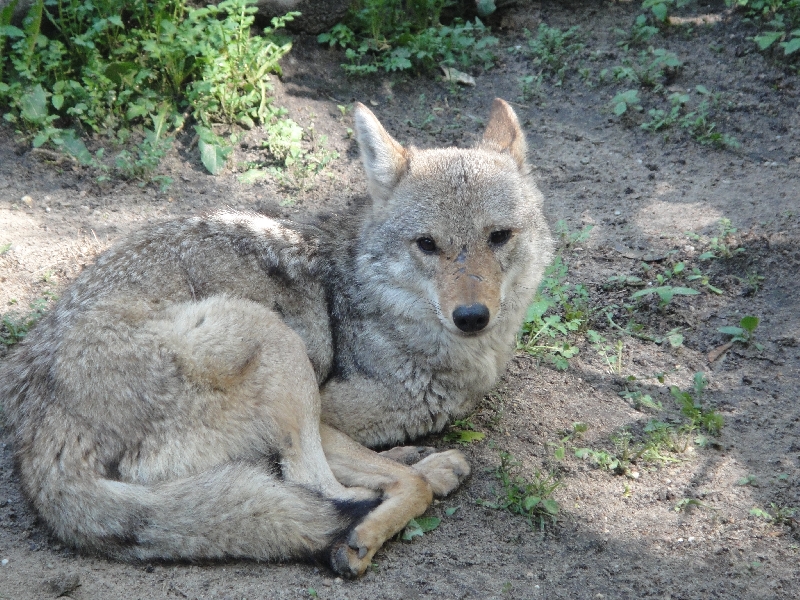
[1,1,799,598]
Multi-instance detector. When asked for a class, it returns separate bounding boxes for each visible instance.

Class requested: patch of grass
[477,451,561,530]
[554,220,594,248]
[573,373,723,477]
[670,372,724,436]
[512,24,584,85]
[518,257,589,370]
[318,0,498,75]
[1,295,54,346]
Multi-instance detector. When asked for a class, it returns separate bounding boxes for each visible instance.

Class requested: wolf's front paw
[329,527,378,578]
[412,449,470,497]
[379,445,437,465]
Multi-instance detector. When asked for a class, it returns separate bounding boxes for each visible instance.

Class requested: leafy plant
[631,285,699,308]
[444,419,486,445]
[718,315,763,350]
[554,220,594,247]
[617,14,659,50]
[1,295,54,346]
[610,89,642,116]
[478,451,560,530]
[670,372,724,436]
[642,0,692,24]
[728,0,800,58]
[518,257,588,370]
[512,24,584,85]
[318,0,498,75]
[401,516,441,540]
[0,0,311,179]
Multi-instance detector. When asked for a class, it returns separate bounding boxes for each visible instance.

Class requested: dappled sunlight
[635,199,723,237]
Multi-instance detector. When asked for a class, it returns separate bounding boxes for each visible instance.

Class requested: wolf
[0,99,552,577]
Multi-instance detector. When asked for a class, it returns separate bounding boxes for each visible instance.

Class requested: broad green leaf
[754,31,782,50]
[401,519,423,540]
[199,139,228,175]
[542,499,560,515]
[59,130,93,165]
[782,37,800,55]
[739,315,759,333]
[20,84,48,125]
[667,287,700,296]
[651,3,668,22]
[0,25,25,38]
[238,169,269,184]
[717,326,744,336]
[415,516,441,533]
[666,332,684,348]
[32,131,49,147]
[523,496,541,511]
[613,101,627,116]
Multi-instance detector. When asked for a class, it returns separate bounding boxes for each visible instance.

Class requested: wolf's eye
[416,237,437,254]
[489,230,512,246]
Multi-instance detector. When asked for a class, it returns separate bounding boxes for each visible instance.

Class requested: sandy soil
[1,1,799,598]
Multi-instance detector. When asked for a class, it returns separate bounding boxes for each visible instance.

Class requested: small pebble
[614,210,621,215]
[21,195,34,207]
[1,558,8,566]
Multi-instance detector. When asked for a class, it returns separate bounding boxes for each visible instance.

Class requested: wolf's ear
[482,98,528,171]
[354,103,409,204]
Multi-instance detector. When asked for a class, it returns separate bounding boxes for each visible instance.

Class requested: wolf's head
[353,99,552,337]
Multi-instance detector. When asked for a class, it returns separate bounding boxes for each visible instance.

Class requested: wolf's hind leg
[319,424,469,577]
[150,296,375,503]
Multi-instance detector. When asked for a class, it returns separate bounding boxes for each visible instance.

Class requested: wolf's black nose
[452,304,490,333]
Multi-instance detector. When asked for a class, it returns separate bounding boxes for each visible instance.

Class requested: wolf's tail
[24,460,374,562]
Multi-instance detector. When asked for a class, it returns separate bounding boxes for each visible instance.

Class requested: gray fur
[0,99,552,574]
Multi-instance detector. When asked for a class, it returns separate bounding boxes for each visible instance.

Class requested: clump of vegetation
[511,23,584,85]
[318,0,498,75]
[478,451,561,530]
[573,373,724,477]
[518,256,588,370]
[0,0,331,183]
[727,0,800,59]
[1,295,54,346]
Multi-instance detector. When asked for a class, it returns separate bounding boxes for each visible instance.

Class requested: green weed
[1,295,54,346]
[318,0,498,75]
[518,257,588,370]
[718,315,763,351]
[616,15,659,50]
[554,220,594,248]
[0,0,307,180]
[728,0,800,59]
[400,515,441,541]
[610,89,642,116]
[642,0,692,24]
[477,451,561,530]
[512,24,584,85]
[444,419,486,445]
[670,372,724,436]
